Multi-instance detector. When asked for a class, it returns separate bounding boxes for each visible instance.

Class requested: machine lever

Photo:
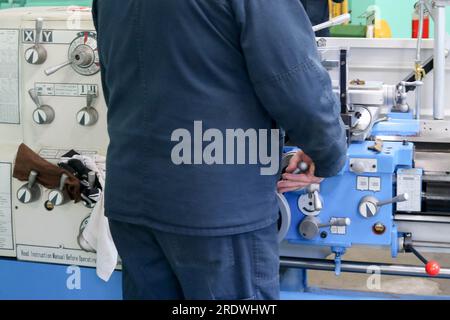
[404,235,441,277]
[77,91,99,126]
[47,174,69,207]
[24,18,47,65]
[17,170,41,204]
[299,217,351,240]
[293,161,309,174]
[377,193,409,207]
[29,88,41,108]
[28,89,55,125]
[45,59,74,76]
[319,218,351,229]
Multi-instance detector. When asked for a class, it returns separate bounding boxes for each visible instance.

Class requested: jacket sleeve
[229,0,347,177]
[91,0,110,106]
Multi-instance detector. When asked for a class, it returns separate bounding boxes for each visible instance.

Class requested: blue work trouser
[108,220,280,300]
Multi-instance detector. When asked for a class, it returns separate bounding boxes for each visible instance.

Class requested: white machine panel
[0,7,110,267]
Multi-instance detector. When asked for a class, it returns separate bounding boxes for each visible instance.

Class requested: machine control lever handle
[299,217,351,240]
[35,18,44,46]
[77,91,99,126]
[28,89,55,125]
[378,193,409,207]
[17,170,41,204]
[293,162,309,174]
[359,193,409,218]
[318,218,351,228]
[45,59,74,76]
[404,235,441,277]
[47,174,69,207]
[24,18,47,65]
[28,88,42,108]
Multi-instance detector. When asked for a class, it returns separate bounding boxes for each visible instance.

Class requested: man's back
[93,0,347,235]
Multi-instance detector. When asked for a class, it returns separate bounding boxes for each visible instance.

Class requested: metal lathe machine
[0,2,449,299]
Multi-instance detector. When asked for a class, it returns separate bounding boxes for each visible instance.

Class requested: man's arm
[229,0,347,177]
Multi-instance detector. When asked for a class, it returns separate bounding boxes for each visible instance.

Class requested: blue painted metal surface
[284,141,414,252]
[372,113,420,137]
[281,289,450,300]
[0,259,122,300]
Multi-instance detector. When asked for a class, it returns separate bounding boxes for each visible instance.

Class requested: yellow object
[415,62,426,81]
[329,0,349,21]
[374,19,392,38]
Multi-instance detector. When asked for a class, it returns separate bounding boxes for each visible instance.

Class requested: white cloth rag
[62,154,118,282]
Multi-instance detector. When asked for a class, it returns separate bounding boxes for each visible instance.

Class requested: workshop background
[3,0,450,38]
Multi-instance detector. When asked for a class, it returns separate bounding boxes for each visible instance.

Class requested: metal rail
[280,257,450,279]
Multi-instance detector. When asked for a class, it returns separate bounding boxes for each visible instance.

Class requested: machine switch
[17,171,41,204]
[24,18,47,65]
[299,216,351,240]
[77,91,98,126]
[29,89,55,125]
[359,193,409,218]
[48,174,69,206]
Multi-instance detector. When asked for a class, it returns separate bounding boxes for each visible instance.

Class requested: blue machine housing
[282,141,414,259]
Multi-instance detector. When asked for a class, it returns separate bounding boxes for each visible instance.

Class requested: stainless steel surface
[415,152,450,172]
[396,214,450,249]
[280,257,450,279]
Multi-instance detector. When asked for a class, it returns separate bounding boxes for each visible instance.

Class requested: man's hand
[277,151,323,193]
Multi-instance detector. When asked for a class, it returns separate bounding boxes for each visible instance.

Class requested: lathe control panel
[279,141,415,271]
[0,7,109,266]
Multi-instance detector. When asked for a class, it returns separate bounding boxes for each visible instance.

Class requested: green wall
[349,0,450,38]
[0,0,91,9]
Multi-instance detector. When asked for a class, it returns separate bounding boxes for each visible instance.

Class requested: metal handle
[313,13,351,33]
[88,171,96,188]
[378,193,409,207]
[45,60,73,76]
[35,18,44,46]
[319,218,351,228]
[28,170,38,189]
[293,162,309,174]
[59,174,69,191]
[86,91,97,108]
[313,190,323,211]
[28,89,41,108]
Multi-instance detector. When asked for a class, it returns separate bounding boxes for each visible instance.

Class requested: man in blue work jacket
[92,0,347,300]
[301,0,345,37]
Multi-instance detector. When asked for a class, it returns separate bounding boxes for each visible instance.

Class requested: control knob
[17,171,41,204]
[24,18,47,65]
[29,89,55,125]
[77,91,98,126]
[358,193,409,218]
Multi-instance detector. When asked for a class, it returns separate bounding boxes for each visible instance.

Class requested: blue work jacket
[92,0,347,236]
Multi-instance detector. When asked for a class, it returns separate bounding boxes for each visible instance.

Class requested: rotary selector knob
[48,174,69,207]
[298,184,323,216]
[299,216,351,240]
[359,193,409,218]
[24,18,47,65]
[29,89,55,125]
[17,171,41,204]
[77,91,98,126]
[45,32,100,76]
